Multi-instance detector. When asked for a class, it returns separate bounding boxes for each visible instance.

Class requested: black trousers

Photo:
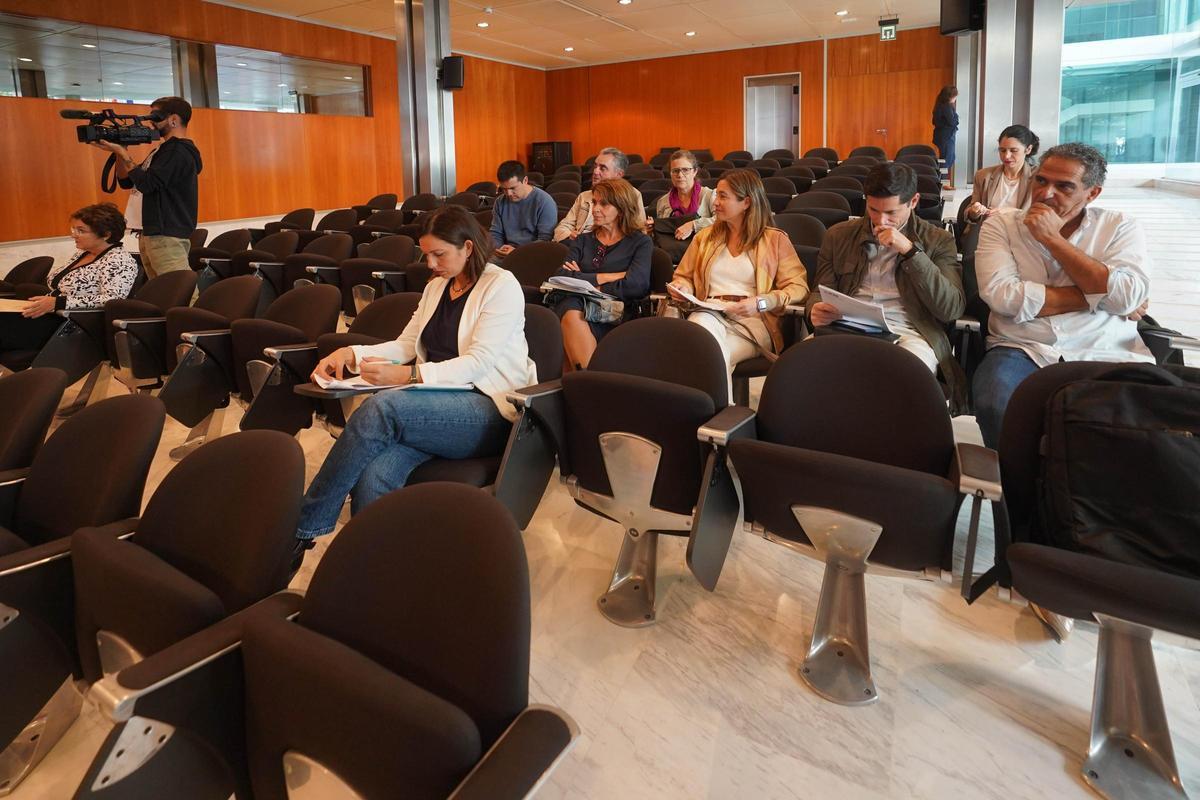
[0,313,63,357]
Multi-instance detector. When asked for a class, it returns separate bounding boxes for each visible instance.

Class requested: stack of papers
[312,373,474,392]
[544,275,605,297]
[817,286,893,333]
[666,286,727,312]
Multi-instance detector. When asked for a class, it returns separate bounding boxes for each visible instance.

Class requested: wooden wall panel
[546,42,824,165]
[827,27,955,158]
[0,0,401,242]
[452,55,548,188]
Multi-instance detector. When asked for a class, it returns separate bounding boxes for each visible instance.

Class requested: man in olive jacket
[807,162,966,411]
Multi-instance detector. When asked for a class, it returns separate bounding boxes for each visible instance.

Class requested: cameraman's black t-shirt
[118,137,203,239]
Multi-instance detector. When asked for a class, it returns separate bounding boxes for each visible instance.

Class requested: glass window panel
[214,44,367,116]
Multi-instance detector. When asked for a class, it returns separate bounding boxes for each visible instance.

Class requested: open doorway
[744,73,800,159]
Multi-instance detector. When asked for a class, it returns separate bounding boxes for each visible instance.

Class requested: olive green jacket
[808,214,967,412]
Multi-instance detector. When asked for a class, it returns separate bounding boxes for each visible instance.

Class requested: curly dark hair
[71,202,126,245]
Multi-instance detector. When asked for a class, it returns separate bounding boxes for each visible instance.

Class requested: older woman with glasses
[647,149,715,262]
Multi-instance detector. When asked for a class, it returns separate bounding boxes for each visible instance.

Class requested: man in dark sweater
[95,96,203,278]
[490,160,557,257]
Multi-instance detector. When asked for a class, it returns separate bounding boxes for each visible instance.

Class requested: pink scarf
[668,185,701,217]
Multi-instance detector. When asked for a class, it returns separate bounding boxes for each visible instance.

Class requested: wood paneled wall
[545,43,824,166]
[452,55,548,188]
[0,0,402,243]
[826,26,956,158]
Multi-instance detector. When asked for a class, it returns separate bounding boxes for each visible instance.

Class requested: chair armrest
[698,405,757,446]
[90,591,303,723]
[0,517,137,578]
[955,315,981,334]
[955,442,1002,501]
[180,329,232,345]
[306,265,341,275]
[56,306,103,319]
[370,270,406,279]
[448,706,579,800]
[506,380,563,410]
[1141,328,1200,352]
[0,467,29,488]
[782,303,807,316]
[263,342,318,360]
[199,257,231,269]
[248,261,285,270]
[113,316,167,330]
[370,231,394,239]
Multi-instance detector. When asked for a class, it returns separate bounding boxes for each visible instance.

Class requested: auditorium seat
[626,153,644,164]
[187,229,250,272]
[762,148,796,167]
[295,209,358,251]
[502,240,569,304]
[902,160,942,181]
[896,154,941,175]
[915,175,947,221]
[553,164,583,175]
[693,149,715,164]
[253,232,353,310]
[197,229,298,289]
[896,143,939,160]
[113,274,264,391]
[74,483,577,800]
[189,229,207,249]
[723,150,753,167]
[705,159,735,178]
[527,171,545,186]
[761,176,797,197]
[827,164,870,184]
[400,192,444,225]
[841,155,881,168]
[793,157,831,179]
[728,337,996,703]
[546,179,581,195]
[0,396,165,772]
[747,158,780,178]
[499,317,747,624]
[775,165,815,194]
[0,256,53,295]
[465,181,498,208]
[351,192,398,222]
[640,177,671,193]
[783,191,852,228]
[0,368,67,471]
[157,284,340,459]
[474,208,493,229]
[811,177,866,216]
[347,208,406,248]
[309,233,417,317]
[772,212,826,250]
[803,147,840,167]
[848,145,887,161]
[445,191,482,212]
[257,207,315,243]
[649,153,670,169]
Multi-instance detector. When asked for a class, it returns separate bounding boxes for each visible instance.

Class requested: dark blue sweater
[555,231,652,300]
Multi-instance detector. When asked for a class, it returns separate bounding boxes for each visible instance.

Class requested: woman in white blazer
[296,205,536,539]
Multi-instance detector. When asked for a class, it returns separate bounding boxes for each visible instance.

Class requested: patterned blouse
[46,245,139,309]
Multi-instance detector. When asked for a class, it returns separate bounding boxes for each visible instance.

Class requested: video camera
[60,108,165,146]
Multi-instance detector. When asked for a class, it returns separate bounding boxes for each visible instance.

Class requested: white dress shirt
[975,205,1153,367]
[853,243,937,370]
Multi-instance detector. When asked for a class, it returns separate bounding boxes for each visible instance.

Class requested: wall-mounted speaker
[441,56,465,90]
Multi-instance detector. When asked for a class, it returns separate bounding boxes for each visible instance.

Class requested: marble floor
[6,185,1200,798]
[10,374,1200,799]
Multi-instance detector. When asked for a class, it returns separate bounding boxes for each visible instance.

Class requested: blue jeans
[972,346,1039,449]
[296,389,512,538]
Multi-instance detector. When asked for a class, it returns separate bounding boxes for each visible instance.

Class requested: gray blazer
[968,162,1035,221]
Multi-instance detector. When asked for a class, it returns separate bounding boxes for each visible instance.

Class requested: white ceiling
[211,0,943,70]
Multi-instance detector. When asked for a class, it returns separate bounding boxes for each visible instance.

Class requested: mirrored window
[215,45,367,116]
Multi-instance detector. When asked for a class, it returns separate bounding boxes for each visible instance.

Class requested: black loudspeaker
[531,141,572,175]
[441,56,464,90]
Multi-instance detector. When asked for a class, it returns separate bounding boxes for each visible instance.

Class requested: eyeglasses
[669,167,696,175]
[69,227,92,236]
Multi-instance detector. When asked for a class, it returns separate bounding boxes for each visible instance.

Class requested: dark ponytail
[999,124,1040,163]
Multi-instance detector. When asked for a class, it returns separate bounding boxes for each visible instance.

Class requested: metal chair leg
[791,505,883,706]
[168,406,227,462]
[1081,613,1188,800]
[56,363,111,418]
[352,285,376,315]
[0,676,82,796]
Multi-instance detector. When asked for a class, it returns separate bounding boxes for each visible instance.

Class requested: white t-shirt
[988,173,1021,210]
[706,246,756,299]
[124,148,156,231]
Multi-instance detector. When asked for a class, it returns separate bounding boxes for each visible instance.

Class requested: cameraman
[93,96,202,278]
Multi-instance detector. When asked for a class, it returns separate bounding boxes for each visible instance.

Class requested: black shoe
[289,537,317,576]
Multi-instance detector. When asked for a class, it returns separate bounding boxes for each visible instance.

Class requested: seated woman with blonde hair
[668,168,809,399]
[548,177,651,371]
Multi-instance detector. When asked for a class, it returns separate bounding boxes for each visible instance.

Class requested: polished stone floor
[7,185,1200,797]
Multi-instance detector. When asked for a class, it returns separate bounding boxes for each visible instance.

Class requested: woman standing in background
[932,85,960,189]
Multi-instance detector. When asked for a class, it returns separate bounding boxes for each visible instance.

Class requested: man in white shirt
[973,142,1153,447]
[553,147,646,241]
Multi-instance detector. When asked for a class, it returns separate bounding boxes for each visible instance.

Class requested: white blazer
[349,264,536,421]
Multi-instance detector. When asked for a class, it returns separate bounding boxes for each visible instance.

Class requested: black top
[555,231,653,300]
[420,280,474,363]
[932,103,959,137]
[118,137,203,239]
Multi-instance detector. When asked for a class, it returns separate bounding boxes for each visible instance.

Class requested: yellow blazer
[672,226,809,352]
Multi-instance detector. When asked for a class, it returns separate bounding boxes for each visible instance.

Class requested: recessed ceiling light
[477,21,489,28]
[236,62,248,66]
[685,31,696,36]
[619,0,632,4]
[112,81,123,86]
[564,46,574,52]
[81,43,97,48]
[18,57,32,62]
[343,76,354,80]
[222,90,231,94]
[839,16,858,22]
[277,82,287,87]
[836,9,849,15]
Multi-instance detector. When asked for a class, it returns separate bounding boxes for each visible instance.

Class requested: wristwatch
[408,364,420,384]
[755,296,769,313]
[899,241,925,262]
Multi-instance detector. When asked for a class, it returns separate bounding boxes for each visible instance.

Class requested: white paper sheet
[666,285,727,312]
[544,275,605,296]
[312,373,474,392]
[817,285,892,333]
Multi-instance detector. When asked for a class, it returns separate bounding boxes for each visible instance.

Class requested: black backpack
[1039,363,1200,577]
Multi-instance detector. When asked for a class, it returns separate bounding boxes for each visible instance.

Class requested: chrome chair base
[352,285,376,316]
[572,432,693,628]
[56,363,111,418]
[1031,602,1075,643]
[0,677,83,796]
[792,505,883,706]
[96,630,143,678]
[1081,614,1189,800]
[169,406,227,462]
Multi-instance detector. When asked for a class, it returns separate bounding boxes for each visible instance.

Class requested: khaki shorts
[139,235,191,278]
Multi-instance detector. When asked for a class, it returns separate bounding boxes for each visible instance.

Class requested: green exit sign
[880,24,897,40]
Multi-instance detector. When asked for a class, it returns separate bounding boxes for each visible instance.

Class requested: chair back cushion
[314,209,358,233]
[348,292,420,339]
[263,284,342,341]
[502,241,569,289]
[589,317,728,407]
[0,368,67,472]
[300,484,530,748]
[360,233,414,264]
[524,304,563,382]
[757,336,954,476]
[302,233,353,261]
[16,395,164,544]
[6,256,54,285]
[134,270,198,311]
[196,274,265,320]
[255,231,300,261]
[207,229,251,254]
[279,208,315,229]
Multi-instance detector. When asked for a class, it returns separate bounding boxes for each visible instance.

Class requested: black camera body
[62,108,164,146]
